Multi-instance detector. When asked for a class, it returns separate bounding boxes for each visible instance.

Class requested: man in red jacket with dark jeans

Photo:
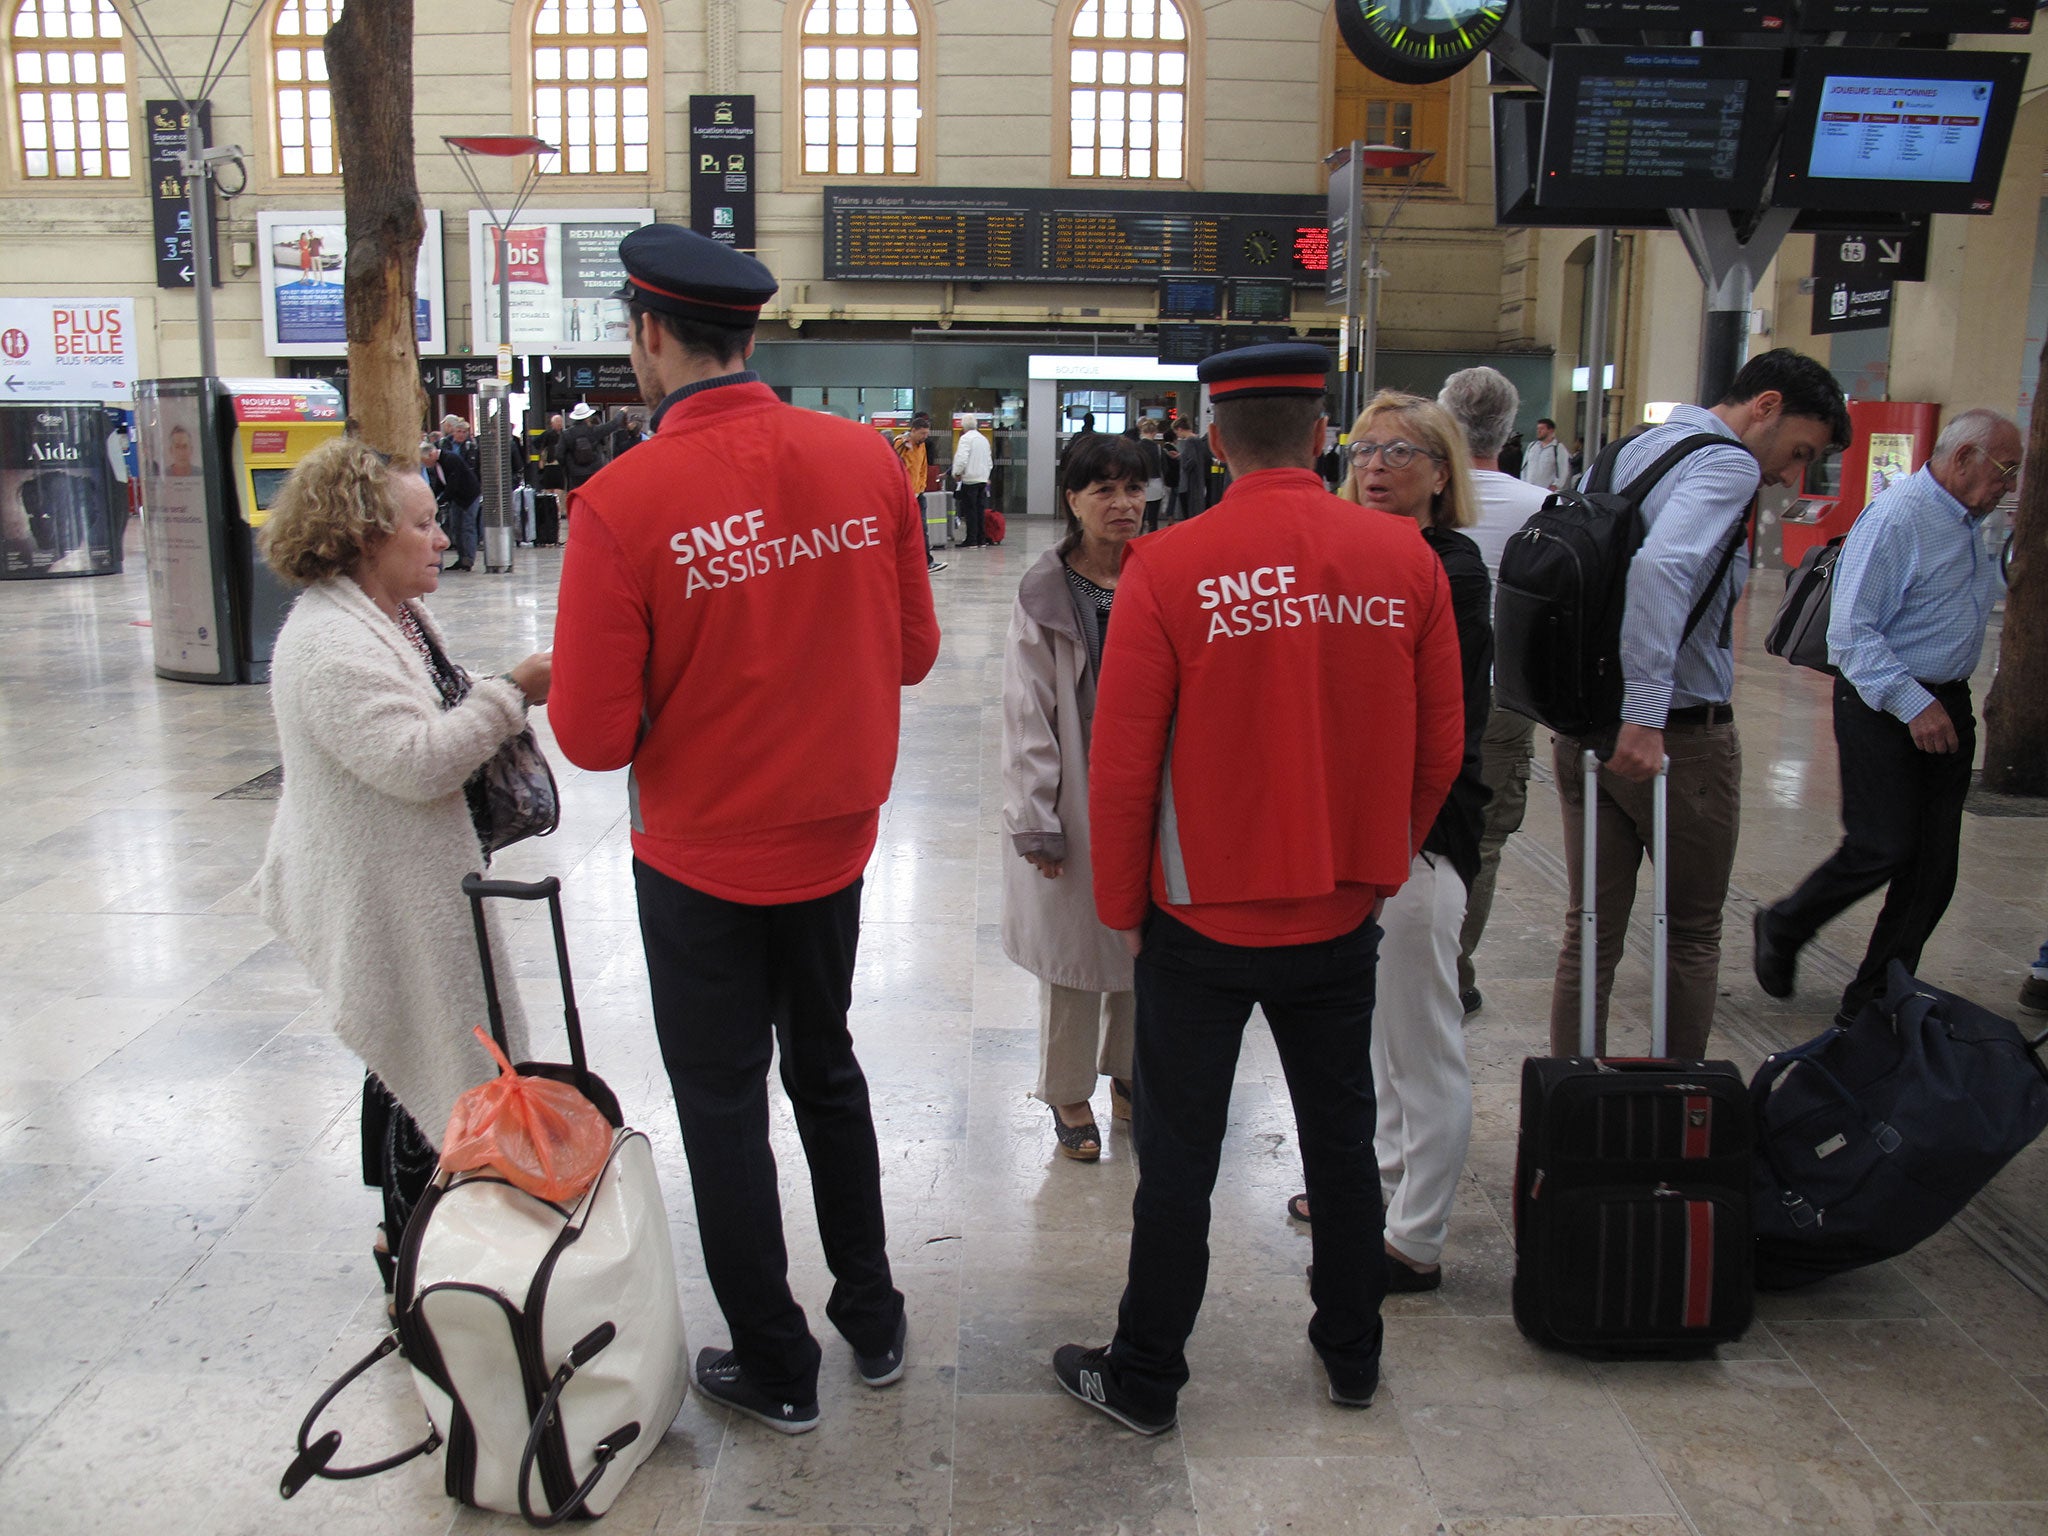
[549,226,940,1435]
[1054,343,1464,1431]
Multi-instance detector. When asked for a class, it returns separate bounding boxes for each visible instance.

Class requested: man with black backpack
[1529,350,1849,1059]
[562,402,607,494]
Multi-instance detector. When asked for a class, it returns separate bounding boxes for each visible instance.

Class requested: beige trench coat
[999,548,1135,995]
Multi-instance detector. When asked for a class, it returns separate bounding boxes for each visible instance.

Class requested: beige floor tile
[1443,1521,1692,1536]
[950,1391,1198,1536]
[1900,1227,2048,1378]
[1597,1357,1927,1534]
[1923,1506,2048,1535]
[1774,1318,2048,1503]
[1187,1453,1439,1535]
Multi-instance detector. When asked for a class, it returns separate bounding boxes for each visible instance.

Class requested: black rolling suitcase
[535,491,561,547]
[1512,749,1754,1355]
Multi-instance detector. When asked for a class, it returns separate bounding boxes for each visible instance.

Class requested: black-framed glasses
[1349,440,1439,470]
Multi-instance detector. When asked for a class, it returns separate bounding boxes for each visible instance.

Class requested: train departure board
[1228,278,1295,323]
[1159,276,1226,320]
[1550,0,1794,28]
[825,187,1329,285]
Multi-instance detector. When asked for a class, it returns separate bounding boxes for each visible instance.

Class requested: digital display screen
[823,187,1327,286]
[1227,278,1294,323]
[1493,96,1675,229]
[1805,76,1989,185]
[1798,0,2030,33]
[1158,276,1225,320]
[1552,0,1792,28]
[1157,324,1221,365]
[1537,48,1782,212]
[1774,48,2028,215]
[249,467,293,510]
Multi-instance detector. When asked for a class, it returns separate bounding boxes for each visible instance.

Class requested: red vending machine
[1780,400,1942,566]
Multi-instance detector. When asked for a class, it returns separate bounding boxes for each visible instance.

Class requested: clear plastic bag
[440,1027,613,1203]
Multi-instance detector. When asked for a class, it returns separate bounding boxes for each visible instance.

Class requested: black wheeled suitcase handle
[461,871,588,1078]
[1578,748,1670,1058]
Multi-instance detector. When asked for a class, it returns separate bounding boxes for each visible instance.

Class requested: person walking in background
[1754,409,2020,1024]
[1136,418,1169,532]
[1439,366,1550,1016]
[1172,417,1211,519]
[952,413,994,549]
[1054,344,1463,1434]
[549,226,940,1436]
[1001,434,1152,1163]
[1284,390,1492,1294]
[435,414,482,573]
[561,402,607,496]
[896,413,946,573]
[1548,350,1849,1060]
[1519,417,1571,494]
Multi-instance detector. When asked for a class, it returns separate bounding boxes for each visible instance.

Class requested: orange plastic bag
[441,1027,613,1203]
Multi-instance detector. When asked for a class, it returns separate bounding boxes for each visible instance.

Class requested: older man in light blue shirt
[1754,408,2019,1023]
[1550,349,1849,1059]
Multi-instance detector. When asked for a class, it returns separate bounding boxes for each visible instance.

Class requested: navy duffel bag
[1751,960,2048,1291]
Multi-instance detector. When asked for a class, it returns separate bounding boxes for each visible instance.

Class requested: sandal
[1110,1078,1133,1123]
[1286,1192,1312,1225]
[1052,1105,1102,1162]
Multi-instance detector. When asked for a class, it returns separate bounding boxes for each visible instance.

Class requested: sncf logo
[1079,1370,1107,1405]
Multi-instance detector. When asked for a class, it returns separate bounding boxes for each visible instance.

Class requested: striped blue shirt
[1828,464,2000,722]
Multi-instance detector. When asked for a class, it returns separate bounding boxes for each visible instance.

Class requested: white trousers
[1371,851,1474,1267]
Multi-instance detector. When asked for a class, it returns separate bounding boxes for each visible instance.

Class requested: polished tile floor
[1,512,2045,1536]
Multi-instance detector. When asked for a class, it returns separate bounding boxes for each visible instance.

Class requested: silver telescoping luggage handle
[1579,748,1671,1058]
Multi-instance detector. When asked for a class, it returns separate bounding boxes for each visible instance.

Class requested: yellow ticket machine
[219,379,343,681]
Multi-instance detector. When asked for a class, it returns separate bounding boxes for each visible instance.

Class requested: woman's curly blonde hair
[261,436,408,586]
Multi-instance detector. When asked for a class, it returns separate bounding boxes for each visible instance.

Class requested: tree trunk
[326,0,425,460]
[1982,331,2048,794]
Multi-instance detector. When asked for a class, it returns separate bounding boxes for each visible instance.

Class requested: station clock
[1335,0,1513,87]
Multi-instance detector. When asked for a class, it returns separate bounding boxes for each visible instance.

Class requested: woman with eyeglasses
[1000,433,1148,1161]
[251,436,553,1298]
[1284,390,1492,1293]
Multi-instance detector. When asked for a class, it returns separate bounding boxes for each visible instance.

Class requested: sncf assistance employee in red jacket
[550,226,939,1435]
[1052,343,1464,1435]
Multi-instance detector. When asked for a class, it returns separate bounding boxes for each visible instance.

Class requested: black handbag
[1750,961,2048,1290]
[1764,537,1842,675]
[414,618,560,856]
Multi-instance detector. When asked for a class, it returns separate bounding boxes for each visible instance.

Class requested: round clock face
[1244,229,1279,265]
[1336,0,1511,88]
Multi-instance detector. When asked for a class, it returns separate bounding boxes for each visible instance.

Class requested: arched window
[1065,0,1187,181]
[9,0,129,180]
[796,0,924,178]
[272,0,340,177]
[531,0,651,176]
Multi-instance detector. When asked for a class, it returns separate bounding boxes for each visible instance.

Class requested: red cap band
[627,273,765,315]
[1206,371,1326,398]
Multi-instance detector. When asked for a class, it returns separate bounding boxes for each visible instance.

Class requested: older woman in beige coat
[1001,433,1154,1160]
[251,436,552,1282]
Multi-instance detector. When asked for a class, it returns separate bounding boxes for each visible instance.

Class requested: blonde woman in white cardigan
[251,436,551,1285]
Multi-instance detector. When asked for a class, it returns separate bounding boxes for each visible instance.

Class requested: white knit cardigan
[251,576,533,1146]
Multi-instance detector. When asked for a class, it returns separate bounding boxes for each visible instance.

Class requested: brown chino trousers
[1547,718,1741,1060]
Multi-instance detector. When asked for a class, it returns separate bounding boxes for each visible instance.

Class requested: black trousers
[1770,678,1976,1019]
[1106,907,1387,1414]
[633,861,902,1400]
[956,481,988,546]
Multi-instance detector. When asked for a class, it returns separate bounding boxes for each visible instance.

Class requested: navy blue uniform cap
[1197,342,1331,402]
[612,223,777,328]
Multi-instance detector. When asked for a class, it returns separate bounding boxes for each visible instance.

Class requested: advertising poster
[258,209,446,358]
[0,404,126,578]
[134,381,225,678]
[1867,431,1915,497]
[0,297,138,403]
[467,207,652,355]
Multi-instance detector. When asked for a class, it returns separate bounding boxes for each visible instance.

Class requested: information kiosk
[136,377,343,684]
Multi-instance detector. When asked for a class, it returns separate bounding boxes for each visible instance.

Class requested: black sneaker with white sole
[692,1346,819,1434]
[856,1311,908,1387]
[1051,1343,1176,1435]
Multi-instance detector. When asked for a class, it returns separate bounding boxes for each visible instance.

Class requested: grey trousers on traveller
[1457,704,1537,997]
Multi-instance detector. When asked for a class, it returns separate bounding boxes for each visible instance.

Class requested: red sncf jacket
[1090,467,1465,946]
[549,380,940,904]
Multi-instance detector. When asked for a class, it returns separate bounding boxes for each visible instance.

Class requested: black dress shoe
[1752,907,1798,999]
[1385,1256,1442,1293]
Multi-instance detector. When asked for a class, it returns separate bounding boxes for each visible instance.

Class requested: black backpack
[1493,430,1747,738]
[570,428,599,469]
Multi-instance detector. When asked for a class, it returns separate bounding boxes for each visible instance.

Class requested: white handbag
[283,876,688,1526]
